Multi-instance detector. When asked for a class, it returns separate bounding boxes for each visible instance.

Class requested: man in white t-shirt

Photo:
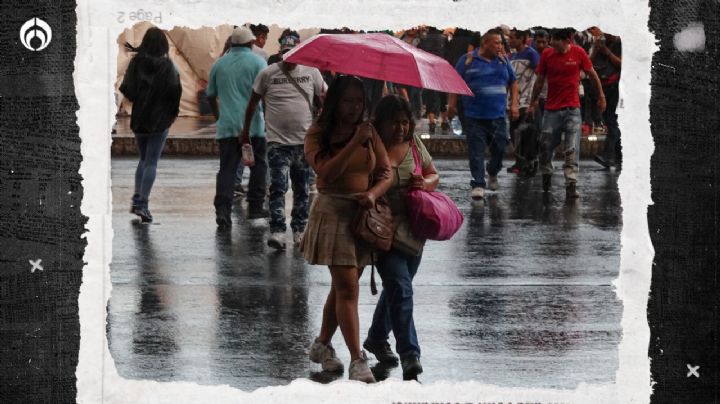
[241,45,327,250]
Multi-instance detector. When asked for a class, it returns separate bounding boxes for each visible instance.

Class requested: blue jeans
[464,117,508,189]
[133,129,169,209]
[267,143,310,233]
[538,108,581,184]
[367,249,422,359]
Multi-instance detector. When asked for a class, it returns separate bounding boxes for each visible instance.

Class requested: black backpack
[514,121,540,177]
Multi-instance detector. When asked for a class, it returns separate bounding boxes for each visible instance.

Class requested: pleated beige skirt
[300,193,373,268]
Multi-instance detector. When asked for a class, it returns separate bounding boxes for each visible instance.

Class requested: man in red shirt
[527,28,606,199]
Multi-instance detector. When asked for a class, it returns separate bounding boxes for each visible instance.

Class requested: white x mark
[29,259,43,273]
[687,364,700,378]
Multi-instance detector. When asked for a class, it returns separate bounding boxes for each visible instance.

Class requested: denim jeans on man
[267,143,310,233]
[464,117,508,189]
[214,136,267,212]
[366,249,422,359]
[132,129,169,209]
[538,107,582,183]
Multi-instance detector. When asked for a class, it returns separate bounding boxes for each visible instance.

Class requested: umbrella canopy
[283,33,473,96]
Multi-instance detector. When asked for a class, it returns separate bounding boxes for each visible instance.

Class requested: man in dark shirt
[419,26,450,133]
[507,28,540,174]
[588,27,623,169]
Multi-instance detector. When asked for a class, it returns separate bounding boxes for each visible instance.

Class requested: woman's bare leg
[328,265,363,361]
[317,282,338,344]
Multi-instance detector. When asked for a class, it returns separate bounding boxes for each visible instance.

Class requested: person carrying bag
[300,76,393,384]
[362,94,442,382]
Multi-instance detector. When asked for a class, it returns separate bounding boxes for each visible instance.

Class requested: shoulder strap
[370,256,378,295]
[366,134,375,188]
[410,137,422,175]
[281,64,314,113]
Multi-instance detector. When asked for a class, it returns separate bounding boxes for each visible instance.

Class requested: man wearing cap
[232,23,270,196]
[207,25,268,227]
[241,38,327,250]
[268,30,300,65]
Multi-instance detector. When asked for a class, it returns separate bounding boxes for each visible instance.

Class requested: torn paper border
[75,0,656,402]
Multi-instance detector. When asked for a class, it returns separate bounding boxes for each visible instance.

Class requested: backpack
[514,121,540,177]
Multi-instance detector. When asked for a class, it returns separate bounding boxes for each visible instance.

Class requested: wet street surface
[109,157,622,391]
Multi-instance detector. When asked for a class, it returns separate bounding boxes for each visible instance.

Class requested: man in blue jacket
[449,28,519,201]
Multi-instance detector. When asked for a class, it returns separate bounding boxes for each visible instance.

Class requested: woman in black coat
[119,27,182,223]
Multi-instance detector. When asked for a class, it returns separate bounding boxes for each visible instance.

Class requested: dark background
[647,0,719,402]
[0,0,717,402]
[0,1,87,403]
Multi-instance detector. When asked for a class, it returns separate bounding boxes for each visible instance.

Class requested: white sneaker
[309,338,344,372]
[267,232,287,250]
[471,187,485,200]
[292,231,303,248]
[488,175,499,191]
[348,351,376,383]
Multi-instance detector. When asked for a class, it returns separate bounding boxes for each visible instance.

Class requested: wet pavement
[108,157,623,391]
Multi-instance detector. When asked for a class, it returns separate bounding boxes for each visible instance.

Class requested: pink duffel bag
[405,140,464,241]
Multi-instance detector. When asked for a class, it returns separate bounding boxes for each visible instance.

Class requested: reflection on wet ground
[109,157,622,390]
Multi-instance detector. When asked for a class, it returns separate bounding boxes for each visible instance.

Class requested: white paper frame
[76,0,656,402]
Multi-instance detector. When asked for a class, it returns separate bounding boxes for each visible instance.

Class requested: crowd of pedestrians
[119,22,622,383]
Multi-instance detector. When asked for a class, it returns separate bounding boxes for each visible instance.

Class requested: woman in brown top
[301,75,392,383]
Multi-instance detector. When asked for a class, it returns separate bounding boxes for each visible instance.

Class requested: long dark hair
[373,94,415,144]
[316,75,366,156]
[124,27,176,88]
[120,26,181,133]
[125,27,169,58]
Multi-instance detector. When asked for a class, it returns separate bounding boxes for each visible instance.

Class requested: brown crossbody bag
[351,137,394,294]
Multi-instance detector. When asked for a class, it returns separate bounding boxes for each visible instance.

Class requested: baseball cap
[231,25,255,45]
[280,34,300,51]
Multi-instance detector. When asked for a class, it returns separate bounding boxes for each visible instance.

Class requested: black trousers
[602,83,621,164]
[214,136,267,211]
[422,89,447,116]
[509,107,529,146]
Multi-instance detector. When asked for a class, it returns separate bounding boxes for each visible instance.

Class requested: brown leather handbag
[350,136,394,295]
[352,136,394,252]
[352,196,394,252]
[352,194,393,296]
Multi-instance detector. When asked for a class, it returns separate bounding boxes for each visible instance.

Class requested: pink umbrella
[283,33,473,96]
